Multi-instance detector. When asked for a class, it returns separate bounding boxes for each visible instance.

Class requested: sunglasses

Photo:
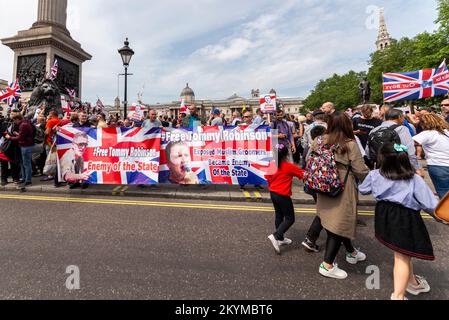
[441,104,449,106]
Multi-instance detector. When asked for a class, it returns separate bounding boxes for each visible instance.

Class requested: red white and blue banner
[383,60,449,102]
[56,126,161,185]
[159,125,276,185]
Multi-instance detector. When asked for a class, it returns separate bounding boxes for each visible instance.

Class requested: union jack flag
[96,98,104,110]
[56,126,162,185]
[159,125,276,185]
[66,88,77,100]
[383,60,449,102]
[0,79,22,105]
[49,59,58,80]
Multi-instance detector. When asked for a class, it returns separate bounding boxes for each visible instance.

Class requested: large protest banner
[56,126,161,185]
[159,125,276,185]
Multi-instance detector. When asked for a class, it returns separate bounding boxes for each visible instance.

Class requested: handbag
[43,142,57,176]
[435,192,449,224]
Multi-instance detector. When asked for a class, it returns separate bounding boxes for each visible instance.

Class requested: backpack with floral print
[303,136,351,198]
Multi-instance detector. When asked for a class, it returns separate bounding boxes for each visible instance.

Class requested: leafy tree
[302,71,366,112]
[304,1,449,110]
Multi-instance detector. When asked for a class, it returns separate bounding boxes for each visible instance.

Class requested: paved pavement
[0,162,436,206]
[0,193,447,300]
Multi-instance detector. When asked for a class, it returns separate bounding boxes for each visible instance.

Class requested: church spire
[376,8,392,51]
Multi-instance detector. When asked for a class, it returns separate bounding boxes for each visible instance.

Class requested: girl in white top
[413,114,449,199]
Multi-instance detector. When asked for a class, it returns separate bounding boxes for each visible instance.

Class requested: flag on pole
[49,59,59,81]
[61,95,72,114]
[66,88,77,100]
[96,98,105,110]
[383,60,449,102]
[180,98,189,114]
[0,79,22,105]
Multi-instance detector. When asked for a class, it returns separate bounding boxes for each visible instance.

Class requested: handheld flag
[383,60,449,102]
[49,59,59,81]
[0,79,22,105]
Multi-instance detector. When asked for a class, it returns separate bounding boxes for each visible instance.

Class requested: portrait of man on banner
[161,141,200,185]
[59,132,90,183]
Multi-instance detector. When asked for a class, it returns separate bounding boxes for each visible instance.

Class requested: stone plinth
[1,0,91,101]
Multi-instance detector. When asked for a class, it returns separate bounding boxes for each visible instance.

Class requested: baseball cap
[213,108,221,115]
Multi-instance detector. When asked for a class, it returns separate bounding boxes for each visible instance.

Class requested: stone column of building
[34,0,68,29]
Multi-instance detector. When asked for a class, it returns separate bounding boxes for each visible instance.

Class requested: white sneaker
[346,249,367,265]
[278,238,292,246]
[391,294,409,300]
[268,235,281,254]
[319,263,348,280]
[406,275,431,296]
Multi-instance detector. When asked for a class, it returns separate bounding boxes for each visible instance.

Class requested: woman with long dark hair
[308,112,370,279]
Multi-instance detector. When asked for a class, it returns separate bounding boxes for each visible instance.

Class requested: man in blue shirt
[271,109,296,163]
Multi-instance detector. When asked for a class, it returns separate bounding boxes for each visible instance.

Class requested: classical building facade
[120,84,305,120]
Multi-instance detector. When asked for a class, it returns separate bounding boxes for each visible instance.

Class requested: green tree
[304,1,449,110]
[302,71,366,112]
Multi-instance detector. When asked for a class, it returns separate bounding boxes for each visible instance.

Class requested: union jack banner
[0,79,21,105]
[56,126,162,185]
[159,125,276,185]
[383,60,449,102]
[49,59,58,81]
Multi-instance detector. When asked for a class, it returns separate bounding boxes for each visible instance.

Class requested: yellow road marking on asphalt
[254,192,262,202]
[0,194,433,220]
[241,190,252,202]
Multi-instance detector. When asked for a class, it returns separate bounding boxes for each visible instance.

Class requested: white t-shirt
[413,130,449,166]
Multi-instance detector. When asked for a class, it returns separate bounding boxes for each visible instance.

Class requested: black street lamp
[118,37,135,117]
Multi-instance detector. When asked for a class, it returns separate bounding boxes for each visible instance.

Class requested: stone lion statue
[27,79,63,117]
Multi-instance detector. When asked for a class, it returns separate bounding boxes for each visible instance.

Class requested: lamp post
[118,37,134,117]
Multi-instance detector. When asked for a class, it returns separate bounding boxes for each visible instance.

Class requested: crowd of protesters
[264,100,449,301]
[1,98,449,300]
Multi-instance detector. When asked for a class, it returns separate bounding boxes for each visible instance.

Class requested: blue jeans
[428,165,449,199]
[20,146,33,183]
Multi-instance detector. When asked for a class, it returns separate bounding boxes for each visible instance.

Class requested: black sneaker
[301,237,320,253]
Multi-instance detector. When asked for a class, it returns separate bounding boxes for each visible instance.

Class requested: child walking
[265,144,305,254]
[359,143,444,300]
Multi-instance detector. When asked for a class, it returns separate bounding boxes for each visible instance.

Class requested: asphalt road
[0,192,447,300]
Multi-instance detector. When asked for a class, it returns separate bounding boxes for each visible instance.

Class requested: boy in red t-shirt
[265,144,305,254]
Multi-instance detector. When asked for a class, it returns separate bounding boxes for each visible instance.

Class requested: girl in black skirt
[359,143,445,300]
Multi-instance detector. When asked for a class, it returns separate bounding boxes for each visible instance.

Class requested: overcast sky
[0,0,439,105]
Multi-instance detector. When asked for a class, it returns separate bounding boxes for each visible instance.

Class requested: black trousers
[0,159,20,183]
[270,192,295,241]
[306,216,323,243]
[324,229,355,265]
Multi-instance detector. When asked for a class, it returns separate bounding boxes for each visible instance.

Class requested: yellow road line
[242,190,252,202]
[0,194,433,220]
[254,192,262,201]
